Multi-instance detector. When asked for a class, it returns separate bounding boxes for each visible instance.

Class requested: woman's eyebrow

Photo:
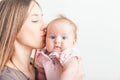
[31,14,39,16]
[31,12,43,16]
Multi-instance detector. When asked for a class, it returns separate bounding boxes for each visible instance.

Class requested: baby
[36,15,82,80]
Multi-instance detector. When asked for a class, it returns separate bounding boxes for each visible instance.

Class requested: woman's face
[16,2,46,49]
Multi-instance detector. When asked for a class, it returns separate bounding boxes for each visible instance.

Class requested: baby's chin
[52,48,73,53]
[51,49,61,53]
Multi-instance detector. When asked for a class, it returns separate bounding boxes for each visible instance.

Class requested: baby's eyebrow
[49,32,55,34]
[48,33,53,35]
[61,33,68,35]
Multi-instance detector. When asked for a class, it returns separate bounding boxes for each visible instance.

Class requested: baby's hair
[48,15,77,41]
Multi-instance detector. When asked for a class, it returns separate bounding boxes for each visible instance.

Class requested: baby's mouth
[54,46,61,52]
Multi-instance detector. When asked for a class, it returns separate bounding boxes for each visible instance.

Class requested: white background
[38,0,120,80]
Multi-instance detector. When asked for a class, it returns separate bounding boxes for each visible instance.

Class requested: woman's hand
[55,48,85,80]
[60,56,84,80]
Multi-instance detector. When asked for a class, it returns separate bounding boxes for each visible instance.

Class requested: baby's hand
[49,48,79,66]
[35,50,51,68]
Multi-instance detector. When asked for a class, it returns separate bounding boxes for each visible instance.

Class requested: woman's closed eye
[31,15,39,23]
[31,19,39,23]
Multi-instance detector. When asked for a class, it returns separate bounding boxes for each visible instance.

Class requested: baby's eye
[49,35,56,39]
[62,36,67,40]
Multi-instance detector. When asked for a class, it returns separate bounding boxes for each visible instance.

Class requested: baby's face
[46,20,76,53]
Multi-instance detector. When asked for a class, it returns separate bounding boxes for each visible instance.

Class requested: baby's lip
[54,46,61,52]
[55,46,60,48]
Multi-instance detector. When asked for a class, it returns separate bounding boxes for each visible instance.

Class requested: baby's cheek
[46,44,52,52]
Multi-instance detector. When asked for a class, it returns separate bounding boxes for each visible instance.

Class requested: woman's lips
[41,33,46,38]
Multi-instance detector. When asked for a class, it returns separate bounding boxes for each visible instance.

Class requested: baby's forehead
[47,18,77,34]
[51,18,70,24]
[47,19,73,29]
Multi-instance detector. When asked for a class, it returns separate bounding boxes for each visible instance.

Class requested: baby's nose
[55,36,62,43]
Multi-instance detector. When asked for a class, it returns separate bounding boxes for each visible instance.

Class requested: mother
[0,0,46,80]
[0,0,84,80]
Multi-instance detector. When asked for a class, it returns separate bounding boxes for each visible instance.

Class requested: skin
[45,19,84,80]
[36,19,84,80]
[46,19,76,53]
[16,2,45,49]
[6,1,46,80]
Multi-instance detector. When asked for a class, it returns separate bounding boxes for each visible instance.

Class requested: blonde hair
[0,0,39,72]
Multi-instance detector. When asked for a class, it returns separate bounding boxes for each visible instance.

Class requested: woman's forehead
[28,1,42,16]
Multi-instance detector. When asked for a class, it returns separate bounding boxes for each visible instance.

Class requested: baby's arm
[35,50,50,80]
[35,50,62,80]
[35,50,51,68]
[37,67,46,80]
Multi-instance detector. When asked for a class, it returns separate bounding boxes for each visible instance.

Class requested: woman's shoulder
[0,66,31,80]
[0,66,16,80]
